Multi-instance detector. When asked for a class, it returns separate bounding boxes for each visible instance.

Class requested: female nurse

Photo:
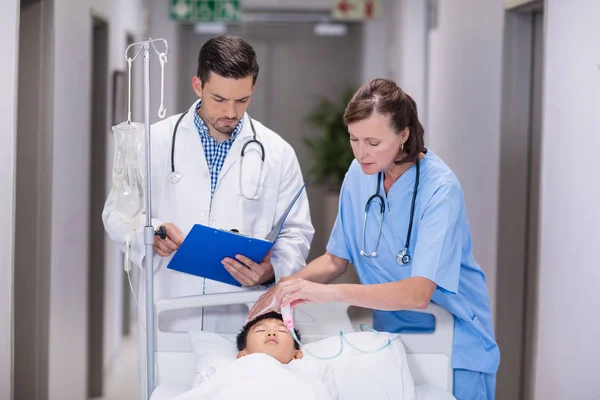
[249,78,500,400]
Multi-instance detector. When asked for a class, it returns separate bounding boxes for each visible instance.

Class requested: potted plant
[303,88,356,192]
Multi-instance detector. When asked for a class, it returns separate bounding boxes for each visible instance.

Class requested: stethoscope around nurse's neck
[359,158,420,266]
[166,108,266,200]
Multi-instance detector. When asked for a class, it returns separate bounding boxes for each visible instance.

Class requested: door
[14,1,53,399]
[496,2,544,399]
[88,16,109,398]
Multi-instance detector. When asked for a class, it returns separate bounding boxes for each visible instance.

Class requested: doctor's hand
[153,223,184,257]
[222,250,274,287]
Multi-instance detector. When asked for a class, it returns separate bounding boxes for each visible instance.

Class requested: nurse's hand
[153,223,184,257]
[247,278,284,320]
[222,250,274,287]
[248,278,335,321]
[276,278,336,309]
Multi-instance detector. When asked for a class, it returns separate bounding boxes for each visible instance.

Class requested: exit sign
[170,0,241,22]
[332,0,381,21]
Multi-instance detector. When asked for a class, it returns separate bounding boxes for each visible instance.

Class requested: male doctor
[103,36,313,334]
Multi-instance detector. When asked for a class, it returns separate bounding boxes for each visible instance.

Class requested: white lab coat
[102,100,314,334]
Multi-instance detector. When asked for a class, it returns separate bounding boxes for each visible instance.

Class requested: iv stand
[125,38,168,400]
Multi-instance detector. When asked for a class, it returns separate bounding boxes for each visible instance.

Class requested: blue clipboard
[166,184,306,287]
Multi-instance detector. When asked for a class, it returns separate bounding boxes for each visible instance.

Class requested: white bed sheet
[150,385,186,400]
[150,384,456,400]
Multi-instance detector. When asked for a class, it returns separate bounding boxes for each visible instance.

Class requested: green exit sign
[170,0,241,22]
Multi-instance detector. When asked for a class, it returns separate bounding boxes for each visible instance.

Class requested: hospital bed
[149,290,455,399]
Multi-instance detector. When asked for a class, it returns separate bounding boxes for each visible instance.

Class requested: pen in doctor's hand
[153,223,184,257]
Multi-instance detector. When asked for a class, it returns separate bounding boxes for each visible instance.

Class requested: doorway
[496,1,544,399]
[14,0,53,399]
[88,16,109,399]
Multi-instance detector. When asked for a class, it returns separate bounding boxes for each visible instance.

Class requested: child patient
[171,311,337,399]
[236,311,303,364]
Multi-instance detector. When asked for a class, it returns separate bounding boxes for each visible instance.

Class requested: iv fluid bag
[112,122,145,222]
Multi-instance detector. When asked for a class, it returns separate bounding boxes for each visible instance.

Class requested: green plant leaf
[303,87,357,190]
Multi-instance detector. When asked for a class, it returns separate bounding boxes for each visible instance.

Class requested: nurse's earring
[400,128,410,153]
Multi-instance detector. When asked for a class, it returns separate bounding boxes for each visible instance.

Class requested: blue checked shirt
[194,100,244,197]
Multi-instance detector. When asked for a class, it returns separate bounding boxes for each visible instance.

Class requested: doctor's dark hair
[344,78,426,164]
[236,311,301,351]
[197,35,259,87]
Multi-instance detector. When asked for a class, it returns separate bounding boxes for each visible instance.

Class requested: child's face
[237,318,303,364]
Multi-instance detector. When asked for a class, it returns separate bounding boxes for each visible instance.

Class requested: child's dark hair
[236,311,301,351]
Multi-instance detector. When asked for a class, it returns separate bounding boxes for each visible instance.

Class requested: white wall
[148,0,181,120]
[426,0,506,317]
[0,2,19,399]
[531,0,600,398]
[360,0,393,84]
[391,0,429,126]
[48,0,145,399]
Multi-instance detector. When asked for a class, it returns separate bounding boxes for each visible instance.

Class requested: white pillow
[188,330,416,400]
[188,331,237,387]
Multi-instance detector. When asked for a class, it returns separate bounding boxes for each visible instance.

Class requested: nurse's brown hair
[343,79,426,164]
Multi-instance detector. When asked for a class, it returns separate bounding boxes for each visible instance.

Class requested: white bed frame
[153,290,453,395]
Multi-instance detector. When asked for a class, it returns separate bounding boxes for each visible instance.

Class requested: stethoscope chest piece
[396,249,411,266]
[168,171,181,184]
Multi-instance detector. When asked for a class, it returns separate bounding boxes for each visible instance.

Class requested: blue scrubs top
[327,149,500,374]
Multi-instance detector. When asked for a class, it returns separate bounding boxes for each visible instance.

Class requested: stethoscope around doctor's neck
[167,109,266,200]
[360,158,420,266]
